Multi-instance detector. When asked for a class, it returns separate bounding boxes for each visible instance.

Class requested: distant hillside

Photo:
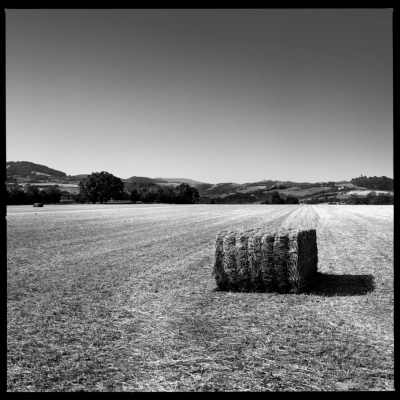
[6,161,66,177]
[200,183,242,196]
[156,177,208,185]
[123,176,168,184]
[69,174,89,180]
[242,179,307,187]
[196,180,310,199]
[7,160,392,202]
[212,192,258,204]
[195,179,360,204]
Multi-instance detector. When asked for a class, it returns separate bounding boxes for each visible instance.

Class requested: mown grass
[7,204,394,391]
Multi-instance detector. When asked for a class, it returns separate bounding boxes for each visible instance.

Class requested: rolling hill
[6,161,67,178]
[6,161,393,204]
[122,176,168,184]
[155,177,207,185]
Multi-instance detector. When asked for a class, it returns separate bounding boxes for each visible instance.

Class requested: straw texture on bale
[212,228,318,293]
[235,229,252,292]
[222,231,237,290]
[273,231,289,293]
[248,231,264,292]
[260,231,275,292]
[214,231,229,290]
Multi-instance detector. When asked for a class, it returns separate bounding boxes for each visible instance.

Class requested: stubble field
[7,204,394,391]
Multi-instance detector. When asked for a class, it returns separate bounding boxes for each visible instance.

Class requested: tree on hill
[350,176,393,191]
[78,172,124,203]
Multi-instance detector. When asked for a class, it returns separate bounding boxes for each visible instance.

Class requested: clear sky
[6,9,393,184]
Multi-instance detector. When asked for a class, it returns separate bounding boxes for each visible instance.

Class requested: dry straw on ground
[235,229,252,291]
[213,227,318,293]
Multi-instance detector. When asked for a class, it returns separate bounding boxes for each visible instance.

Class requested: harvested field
[7,204,394,391]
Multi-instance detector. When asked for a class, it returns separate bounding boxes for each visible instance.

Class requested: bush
[284,195,299,204]
[270,193,285,204]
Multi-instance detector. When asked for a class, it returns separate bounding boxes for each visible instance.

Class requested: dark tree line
[347,192,394,205]
[129,183,199,204]
[6,172,201,206]
[6,184,62,205]
[304,191,394,205]
[262,193,299,204]
[75,172,200,204]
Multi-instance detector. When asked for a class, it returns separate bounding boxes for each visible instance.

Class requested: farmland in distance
[7,204,393,391]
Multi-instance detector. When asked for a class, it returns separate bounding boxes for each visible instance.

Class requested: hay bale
[273,230,289,293]
[222,231,238,290]
[260,231,275,291]
[248,230,264,292]
[235,229,252,291]
[213,227,318,293]
[287,229,302,292]
[213,230,229,290]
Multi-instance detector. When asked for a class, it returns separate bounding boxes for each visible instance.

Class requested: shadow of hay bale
[307,272,375,296]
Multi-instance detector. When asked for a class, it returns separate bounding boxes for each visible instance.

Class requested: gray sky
[6,9,393,184]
